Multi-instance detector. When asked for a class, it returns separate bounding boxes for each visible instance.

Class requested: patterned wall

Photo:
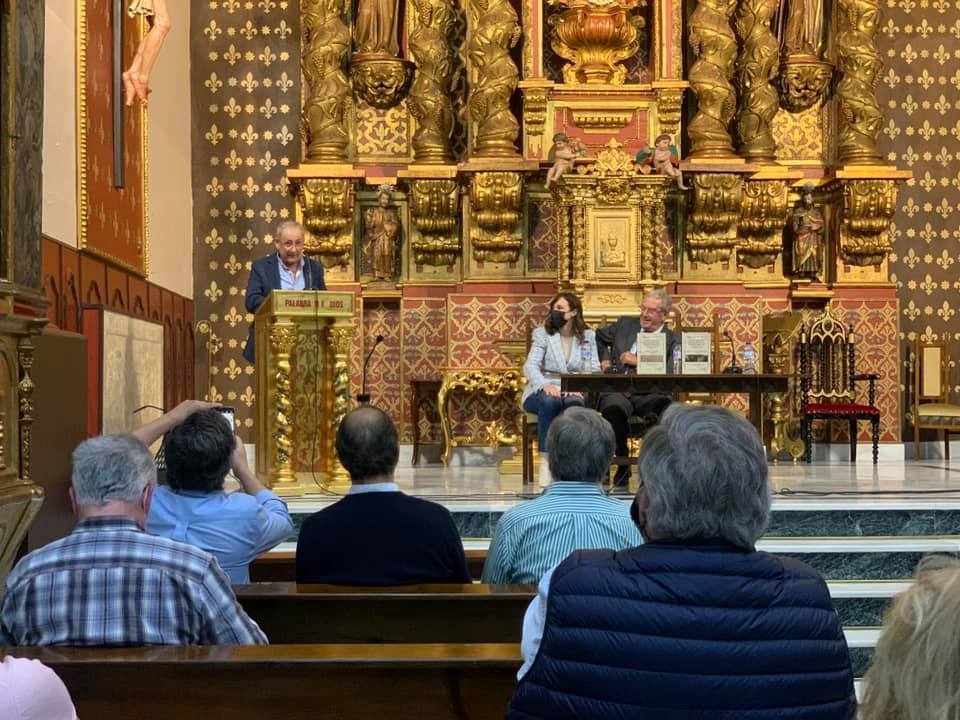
[880,4,960,393]
[190,2,300,436]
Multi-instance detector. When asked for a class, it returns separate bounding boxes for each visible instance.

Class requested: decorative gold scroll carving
[301,0,352,162]
[733,0,779,161]
[737,179,787,268]
[408,0,457,163]
[839,179,896,266]
[350,55,415,110]
[688,173,743,263]
[467,0,522,158]
[655,87,684,138]
[438,368,524,464]
[548,0,643,85]
[687,0,738,158]
[776,56,832,113]
[327,325,353,486]
[763,328,804,461]
[470,172,524,263]
[296,178,355,267]
[408,179,461,265]
[522,86,549,138]
[571,110,635,133]
[16,338,36,482]
[835,0,882,164]
[269,324,298,490]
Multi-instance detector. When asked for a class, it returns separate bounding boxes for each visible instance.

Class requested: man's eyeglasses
[640,306,664,316]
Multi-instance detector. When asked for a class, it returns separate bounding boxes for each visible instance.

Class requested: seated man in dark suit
[595,289,679,489]
[243,220,326,363]
[296,405,471,585]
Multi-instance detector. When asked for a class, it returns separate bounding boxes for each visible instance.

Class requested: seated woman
[136,402,294,583]
[861,555,960,720]
[522,292,600,486]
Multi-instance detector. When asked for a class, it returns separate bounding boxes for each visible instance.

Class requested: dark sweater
[295,491,471,585]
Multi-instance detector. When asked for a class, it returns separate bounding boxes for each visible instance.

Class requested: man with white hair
[243,220,326,363]
[507,404,856,719]
[0,433,267,646]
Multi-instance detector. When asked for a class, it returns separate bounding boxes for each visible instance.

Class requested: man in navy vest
[508,403,856,720]
[243,220,326,363]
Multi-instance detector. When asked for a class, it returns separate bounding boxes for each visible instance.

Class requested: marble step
[845,627,880,678]
[829,581,909,627]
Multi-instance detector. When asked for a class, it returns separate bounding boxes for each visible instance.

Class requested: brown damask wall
[190,2,300,435]
[879,4,960,391]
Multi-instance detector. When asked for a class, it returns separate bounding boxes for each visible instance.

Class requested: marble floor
[279,456,960,512]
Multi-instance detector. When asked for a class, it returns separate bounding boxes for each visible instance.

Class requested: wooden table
[560,373,790,431]
[409,379,442,465]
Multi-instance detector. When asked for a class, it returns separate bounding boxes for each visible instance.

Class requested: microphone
[722,330,743,374]
[357,334,385,404]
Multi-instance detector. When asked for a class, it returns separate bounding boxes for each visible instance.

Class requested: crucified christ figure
[123,0,172,106]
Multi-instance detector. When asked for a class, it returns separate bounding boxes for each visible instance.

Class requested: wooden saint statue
[355,0,400,56]
[776,0,825,56]
[365,185,400,280]
[790,183,824,278]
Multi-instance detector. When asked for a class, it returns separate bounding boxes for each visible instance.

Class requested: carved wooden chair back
[800,307,856,405]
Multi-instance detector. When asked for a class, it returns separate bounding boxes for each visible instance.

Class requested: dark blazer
[243,253,326,363]
[295,491,471,585]
[595,316,680,372]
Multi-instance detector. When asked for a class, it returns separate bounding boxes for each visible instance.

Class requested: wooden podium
[254,291,355,496]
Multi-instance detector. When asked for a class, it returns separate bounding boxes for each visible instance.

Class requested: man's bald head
[335,405,400,483]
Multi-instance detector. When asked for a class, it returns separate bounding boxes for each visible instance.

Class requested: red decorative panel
[402,297,447,442]
[528,200,558,273]
[447,293,552,367]
[363,301,402,423]
[79,0,146,274]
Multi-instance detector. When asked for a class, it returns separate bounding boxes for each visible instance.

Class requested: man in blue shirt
[138,401,293,583]
[482,407,641,584]
[243,220,326,363]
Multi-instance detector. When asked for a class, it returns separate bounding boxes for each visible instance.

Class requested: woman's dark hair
[162,409,234,492]
[544,291,586,342]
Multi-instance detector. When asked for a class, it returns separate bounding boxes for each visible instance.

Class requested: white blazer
[522,326,601,403]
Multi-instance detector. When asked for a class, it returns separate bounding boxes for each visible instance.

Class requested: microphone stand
[722,330,742,374]
[357,334,385,404]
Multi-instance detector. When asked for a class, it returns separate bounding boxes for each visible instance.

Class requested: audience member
[595,288,679,488]
[861,555,960,720]
[482,407,640,584]
[296,405,470,585]
[508,404,856,719]
[141,404,293,583]
[0,434,267,646]
[522,292,600,486]
[0,656,77,719]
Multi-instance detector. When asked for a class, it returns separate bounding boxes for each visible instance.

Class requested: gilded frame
[76,0,150,277]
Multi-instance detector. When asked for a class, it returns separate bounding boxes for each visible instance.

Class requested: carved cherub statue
[636,133,688,190]
[545,133,585,188]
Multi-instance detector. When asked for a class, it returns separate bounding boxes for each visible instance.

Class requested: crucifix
[113,0,125,188]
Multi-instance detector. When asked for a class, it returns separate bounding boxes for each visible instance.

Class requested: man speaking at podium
[243,221,326,363]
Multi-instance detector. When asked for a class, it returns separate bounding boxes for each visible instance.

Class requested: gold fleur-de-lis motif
[902,248,921,268]
[205,281,224,302]
[207,385,225,404]
[223,360,243,380]
[225,202,243,222]
[259,98,278,118]
[203,20,223,40]
[240,72,259,93]
[206,176,225,197]
[204,229,225,250]
[222,0,240,12]
[259,0,278,11]
[936,250,954,269]
[224,306,244,327]
[275,72,293,92]
[240,387,255,408]
[274,20,293,39]
[903,301,922,322]
[276,125,293,145]
[259,203,279,224]
[240,125,259,145]
[259,46,278,67]
[239,230,259,249]
[205,124,224,145]
[239,20,259,39]
[204,72,223,93]
[223,44,241,65]
[240,177,260,197]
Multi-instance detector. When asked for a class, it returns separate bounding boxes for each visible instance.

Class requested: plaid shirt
[0,516,267,646]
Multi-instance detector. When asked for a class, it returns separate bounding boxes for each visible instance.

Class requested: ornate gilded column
[835,0,883,165]
[268,324,298,494]
[639,185,667,283]
[16,337,36,482]
[470,172,524,263]
[467,0,522,158]
[733,0,779,161]
[406,178,461,266]
[687,0,738,158]
[408,0,457,163]
[326,323,354,491]
[301,0,353,162]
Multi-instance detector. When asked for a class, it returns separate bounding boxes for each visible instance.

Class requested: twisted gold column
[268,324,298,493]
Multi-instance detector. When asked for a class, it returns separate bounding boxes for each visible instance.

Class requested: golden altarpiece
[261,0,909,489]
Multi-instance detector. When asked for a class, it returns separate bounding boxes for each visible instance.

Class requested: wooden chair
[797,307,880,463]
[910,338,960,459]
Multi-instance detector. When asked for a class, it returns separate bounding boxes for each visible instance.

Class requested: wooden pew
[7,643,522,720]
[250,548,489,582]
[234,583,535,644]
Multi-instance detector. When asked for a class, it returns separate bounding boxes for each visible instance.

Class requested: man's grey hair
[275,220,305,240]
[638,404,770,548]
[644,288,672,314]
[72,434,156,506]
[546,407,615,483]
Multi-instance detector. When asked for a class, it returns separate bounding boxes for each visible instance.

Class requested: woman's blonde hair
[861,555,960,720]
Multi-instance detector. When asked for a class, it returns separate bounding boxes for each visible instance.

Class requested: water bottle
[580,342,592,371]
[742,341,757,374]
[672,344,683,374]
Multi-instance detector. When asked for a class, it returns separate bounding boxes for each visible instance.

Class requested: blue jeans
[523,390,585,452]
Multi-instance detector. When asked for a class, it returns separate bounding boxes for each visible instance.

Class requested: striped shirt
[481,482,642,584]
[0,516,267,647]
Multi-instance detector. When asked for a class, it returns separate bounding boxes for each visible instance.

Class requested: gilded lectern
[254,291,355,496]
